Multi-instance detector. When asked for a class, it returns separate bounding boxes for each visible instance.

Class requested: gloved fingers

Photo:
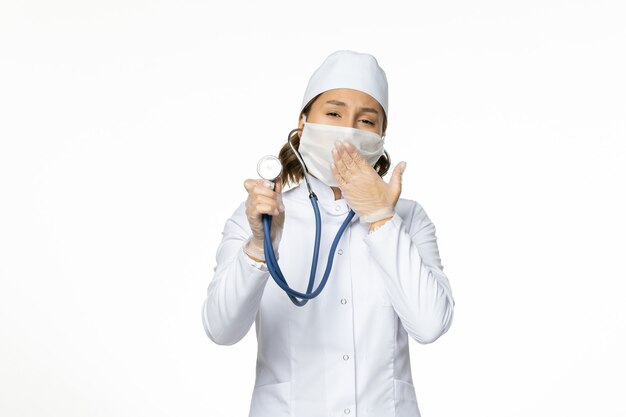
[253,196,283,216]
[246,197,281,218]
[333,141,374,184]
[331,162,348,187]
[333,141,358,173]
[332,142,359,177]
[254,203,280,217]
[244,178,284,212]
[332,147,354,183]
[253,185,278,199]
[243,178,268,193]
[340,141,369,169]
[244,179,277,198]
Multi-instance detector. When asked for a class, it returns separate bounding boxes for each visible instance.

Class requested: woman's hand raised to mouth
[331,140,407,224]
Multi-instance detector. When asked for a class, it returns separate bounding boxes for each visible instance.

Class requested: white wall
[1,1,624,416]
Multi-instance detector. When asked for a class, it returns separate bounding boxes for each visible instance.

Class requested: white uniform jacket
[202,175,455,417]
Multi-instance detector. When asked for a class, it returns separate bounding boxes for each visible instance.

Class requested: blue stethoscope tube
[262,201,354,306]
[261,128,355,306]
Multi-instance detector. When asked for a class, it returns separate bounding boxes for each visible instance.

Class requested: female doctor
[202,50,455,417]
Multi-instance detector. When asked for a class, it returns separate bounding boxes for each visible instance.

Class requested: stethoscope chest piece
[257,155,282,190]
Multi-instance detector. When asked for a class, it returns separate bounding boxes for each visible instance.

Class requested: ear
[297,113,306,131]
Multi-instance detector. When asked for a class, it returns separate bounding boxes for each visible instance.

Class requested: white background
[1,0,625,416]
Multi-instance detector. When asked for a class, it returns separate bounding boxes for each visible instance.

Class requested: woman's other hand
[243,177,285,260]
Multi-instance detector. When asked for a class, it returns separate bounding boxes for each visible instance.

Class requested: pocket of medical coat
[249,381,291,417]
[394,379,421,417]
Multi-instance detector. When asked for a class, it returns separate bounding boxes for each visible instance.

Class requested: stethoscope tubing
[262,195,355,306]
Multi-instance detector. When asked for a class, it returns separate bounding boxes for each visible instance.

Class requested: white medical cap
[300,50,389,118]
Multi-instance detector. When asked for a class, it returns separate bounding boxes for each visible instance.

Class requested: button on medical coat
[202,175,455,417]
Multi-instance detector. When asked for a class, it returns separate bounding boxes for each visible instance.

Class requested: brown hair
[278,94,390,187]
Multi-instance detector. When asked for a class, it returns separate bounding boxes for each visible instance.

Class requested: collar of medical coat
[290,174,360,221]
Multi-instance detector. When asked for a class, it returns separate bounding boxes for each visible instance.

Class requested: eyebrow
[325,100,379,115]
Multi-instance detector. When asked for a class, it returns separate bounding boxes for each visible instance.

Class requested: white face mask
[297,121,385,187]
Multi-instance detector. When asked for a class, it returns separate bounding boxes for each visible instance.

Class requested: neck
[331,186,342,200]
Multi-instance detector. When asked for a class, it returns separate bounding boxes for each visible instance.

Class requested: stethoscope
[256,128,355,306]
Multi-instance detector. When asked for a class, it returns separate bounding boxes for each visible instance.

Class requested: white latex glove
[242,177,285,261]
[331,140,407,223]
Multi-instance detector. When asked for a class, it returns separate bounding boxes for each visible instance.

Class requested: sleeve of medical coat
[362,201,455,344]
[202,202,271,345]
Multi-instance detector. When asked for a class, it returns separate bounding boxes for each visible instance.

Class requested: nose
[337,113,360,129]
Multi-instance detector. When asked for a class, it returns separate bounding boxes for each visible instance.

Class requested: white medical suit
[202,175,455,417]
